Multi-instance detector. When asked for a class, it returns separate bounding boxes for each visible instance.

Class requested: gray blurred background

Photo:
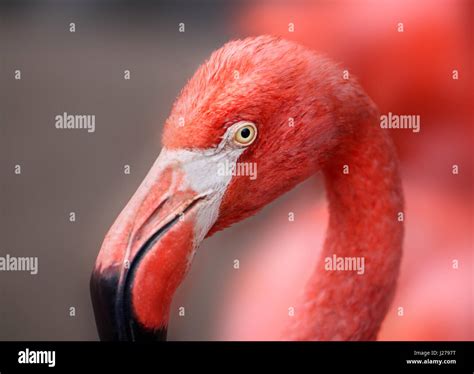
[0,0,313,340]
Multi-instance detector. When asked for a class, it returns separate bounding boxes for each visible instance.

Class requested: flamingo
[90,36,404,341]
[225,1,473,340]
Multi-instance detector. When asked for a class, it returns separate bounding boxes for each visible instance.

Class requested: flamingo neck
[286,118,404,340]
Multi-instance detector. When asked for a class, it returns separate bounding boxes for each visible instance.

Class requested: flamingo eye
[233,122,257,146]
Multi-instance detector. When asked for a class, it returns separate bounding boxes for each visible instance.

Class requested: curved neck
[286,118,404,340]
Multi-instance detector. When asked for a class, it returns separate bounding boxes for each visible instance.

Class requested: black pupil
[240,128,251,139]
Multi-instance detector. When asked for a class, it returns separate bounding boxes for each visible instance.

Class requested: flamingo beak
[90,151,209,341]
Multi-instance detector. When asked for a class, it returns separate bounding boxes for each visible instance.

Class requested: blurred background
[0,0,472,340]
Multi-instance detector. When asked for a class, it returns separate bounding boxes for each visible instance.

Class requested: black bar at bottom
[0,341,472,372]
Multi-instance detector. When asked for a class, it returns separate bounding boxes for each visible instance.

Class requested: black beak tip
[128,322,168,342]
[90,267,168,341]
[90,267,121,341]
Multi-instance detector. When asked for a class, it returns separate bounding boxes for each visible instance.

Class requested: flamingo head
[90,36,358,341]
